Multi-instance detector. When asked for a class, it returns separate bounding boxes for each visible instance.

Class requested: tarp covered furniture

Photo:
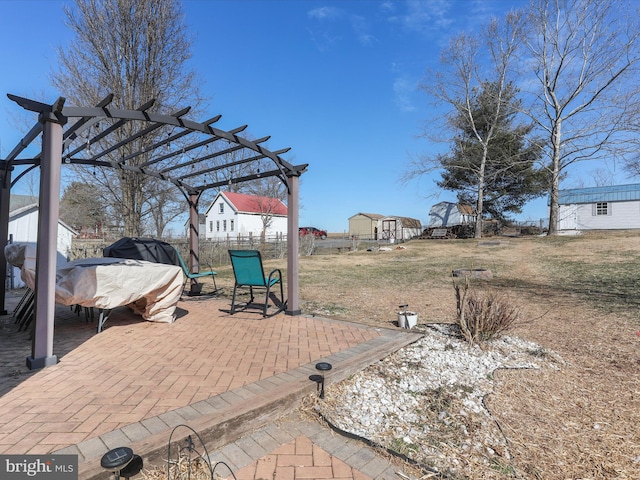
[104,237,217,295]
[228,249,285,316]
[6,242,183,329]
[103,237,179,265]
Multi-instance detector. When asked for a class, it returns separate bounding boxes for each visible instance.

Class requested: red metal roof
[222,191,288,216]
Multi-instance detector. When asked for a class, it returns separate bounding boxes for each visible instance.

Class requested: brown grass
[202,231,640,478]
[290,232,640,479]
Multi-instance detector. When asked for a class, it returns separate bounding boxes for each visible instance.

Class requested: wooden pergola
[0,94,307,370]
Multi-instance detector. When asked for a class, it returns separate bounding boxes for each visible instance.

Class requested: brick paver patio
[0,291,420,479]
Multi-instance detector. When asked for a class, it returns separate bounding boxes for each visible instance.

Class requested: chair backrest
[172,247,189,274]
[229,250,266,286]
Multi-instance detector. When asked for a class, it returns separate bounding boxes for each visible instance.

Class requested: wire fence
[69,234,289,267]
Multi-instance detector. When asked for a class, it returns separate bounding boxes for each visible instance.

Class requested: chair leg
[263,285,271,316]
[97,309,111,333]
[181,277,188,297]
[230,283,239,314]
[278,280,285,310]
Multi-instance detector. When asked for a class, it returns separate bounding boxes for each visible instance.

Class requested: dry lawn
[286,231,639,479]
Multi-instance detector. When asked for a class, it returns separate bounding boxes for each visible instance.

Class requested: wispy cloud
[307,6,342,21]
[307,5,377,49]
[387,0,455,34]
[385,0,509,37]
[350,14,376,47]
[393,75,418,112]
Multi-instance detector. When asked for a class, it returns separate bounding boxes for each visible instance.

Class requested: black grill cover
[103,237,180,266]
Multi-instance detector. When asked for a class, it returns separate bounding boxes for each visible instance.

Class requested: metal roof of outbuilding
[558,184,640,204]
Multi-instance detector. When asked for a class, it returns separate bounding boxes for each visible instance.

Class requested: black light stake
[315,362,332,399]
[101,446,143,480]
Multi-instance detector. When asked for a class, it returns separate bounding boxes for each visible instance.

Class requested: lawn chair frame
[228,249,285,316]
[173,247,218,295]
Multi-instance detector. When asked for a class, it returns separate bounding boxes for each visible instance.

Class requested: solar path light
[100,446,143,480]
[313,362,332,399]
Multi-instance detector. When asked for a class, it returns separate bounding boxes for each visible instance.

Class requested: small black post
[315,362,332,399]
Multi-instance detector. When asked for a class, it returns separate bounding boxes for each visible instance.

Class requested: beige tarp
[5,242,182,323]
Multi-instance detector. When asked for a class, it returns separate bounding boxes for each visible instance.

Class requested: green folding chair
[173,247,218,295]
[228,249,285,316]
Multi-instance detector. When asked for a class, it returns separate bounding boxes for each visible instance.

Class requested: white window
[223,220,227,231]
[219,203,224,214]
[209,221,213,232]
[216,220,220,231]
[595,202,609,216]
[230,219,234,231]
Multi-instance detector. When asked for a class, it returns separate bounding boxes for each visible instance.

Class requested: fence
[69,234,289,268]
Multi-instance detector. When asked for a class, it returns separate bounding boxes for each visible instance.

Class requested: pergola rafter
[0,93,306,370]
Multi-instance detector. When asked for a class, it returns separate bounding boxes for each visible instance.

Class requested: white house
[378,216,422,242]
[557,184,640,231]
[204,191,288,240]
[7,203,77,288]
[428,202,475,227]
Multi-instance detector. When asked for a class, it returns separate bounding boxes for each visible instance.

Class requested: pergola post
[187,193,201,295]
[27,112,64,370]
[286,174,300,316]
[0,169,11,315]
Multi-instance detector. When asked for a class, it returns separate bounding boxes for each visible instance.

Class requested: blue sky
[1,0,613,233]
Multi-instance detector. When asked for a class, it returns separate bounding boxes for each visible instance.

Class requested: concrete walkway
[0,290,422,479]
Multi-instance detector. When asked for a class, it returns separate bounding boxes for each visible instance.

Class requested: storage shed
[428,202,475,227]
[378,216,422,243]
[557,184,640,231]
[348,213,384,239]
[6,202,77,288]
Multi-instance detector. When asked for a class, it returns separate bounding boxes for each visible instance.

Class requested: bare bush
[454,278,520,344]
[298,234,317,256]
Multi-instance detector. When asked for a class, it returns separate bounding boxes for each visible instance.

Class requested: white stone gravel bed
[315,324,563,478]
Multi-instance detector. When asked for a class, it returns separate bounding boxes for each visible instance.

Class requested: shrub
[454,278,520,344]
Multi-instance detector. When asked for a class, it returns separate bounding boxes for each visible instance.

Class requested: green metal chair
[228,249,285,316]
[173,247,218,295]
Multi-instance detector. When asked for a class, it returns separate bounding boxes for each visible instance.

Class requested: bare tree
[524,0,640,235]
[51,0,202,237]
[407,12,529,238]
[244,174,288,241]
[623,113,640,178]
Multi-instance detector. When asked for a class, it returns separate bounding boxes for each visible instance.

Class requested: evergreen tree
[59,181,107,236]
[437,81,547,223]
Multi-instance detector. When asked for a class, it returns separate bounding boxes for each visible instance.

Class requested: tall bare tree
[51,0,202,237]
[407,12,528,238]
[244,175,288,240]
[524,0,640,235]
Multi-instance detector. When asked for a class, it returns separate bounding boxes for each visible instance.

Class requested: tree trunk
[547,120,562,235]
[474,146,488,239]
